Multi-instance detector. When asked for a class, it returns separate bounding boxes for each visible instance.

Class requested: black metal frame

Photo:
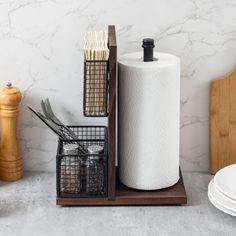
[83,60,109,117]
[56,126,108,198]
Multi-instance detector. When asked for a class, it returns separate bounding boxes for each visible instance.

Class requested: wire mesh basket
[56,126,108,198]
[83,60,108,117]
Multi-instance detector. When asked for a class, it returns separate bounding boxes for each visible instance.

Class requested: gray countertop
[0,172,235,236]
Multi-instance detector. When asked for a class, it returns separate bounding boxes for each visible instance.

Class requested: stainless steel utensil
[28,104,88,154]
[28,105,67,139]
[41,99,78,139]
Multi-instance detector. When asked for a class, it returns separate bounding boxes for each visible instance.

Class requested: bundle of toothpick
[84,31,109,116]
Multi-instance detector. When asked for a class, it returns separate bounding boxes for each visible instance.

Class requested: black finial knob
[142,38,155,62]
[6,82,12,88]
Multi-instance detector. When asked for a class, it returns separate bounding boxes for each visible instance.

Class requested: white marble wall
[0,0,236,172]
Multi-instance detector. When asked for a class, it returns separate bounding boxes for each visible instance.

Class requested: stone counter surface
[0,172,235,236]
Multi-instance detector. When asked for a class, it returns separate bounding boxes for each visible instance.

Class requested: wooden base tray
[56,169,187,206]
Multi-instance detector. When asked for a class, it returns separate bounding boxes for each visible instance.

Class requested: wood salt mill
[0,82,23,181]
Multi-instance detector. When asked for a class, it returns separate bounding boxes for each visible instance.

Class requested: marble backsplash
[0,0,236,172]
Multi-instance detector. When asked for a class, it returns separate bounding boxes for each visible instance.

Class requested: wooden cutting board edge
[210,68,236,174]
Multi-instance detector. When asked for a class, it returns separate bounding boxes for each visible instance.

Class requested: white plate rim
[213,178,236,204]
[209,179,236,211]
[208,192,236,217]
[208,180,236,217]
[214,164,236,201]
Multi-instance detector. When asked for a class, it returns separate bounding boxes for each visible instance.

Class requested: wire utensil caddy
[56,126,107,198]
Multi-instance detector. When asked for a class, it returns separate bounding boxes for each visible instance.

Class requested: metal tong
[41,99,88,154]
[41,98,78,139]
[28,99,88,154]
[27,105,67,139]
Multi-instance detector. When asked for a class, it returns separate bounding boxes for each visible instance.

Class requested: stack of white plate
[208,164,236,217]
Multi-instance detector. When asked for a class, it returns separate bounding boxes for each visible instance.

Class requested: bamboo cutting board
[210,68,236,174]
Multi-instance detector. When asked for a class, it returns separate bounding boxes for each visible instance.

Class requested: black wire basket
[56,126,108,198]
[83,60,109,117]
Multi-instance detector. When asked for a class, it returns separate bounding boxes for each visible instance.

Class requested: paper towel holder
[56,26,187,206]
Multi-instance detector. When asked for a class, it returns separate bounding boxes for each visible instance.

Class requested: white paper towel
[118,52,180,190]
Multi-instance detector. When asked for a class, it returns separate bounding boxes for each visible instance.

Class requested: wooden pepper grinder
[0,82,23,181]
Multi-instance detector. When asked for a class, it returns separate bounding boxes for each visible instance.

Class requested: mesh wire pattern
[56,126,108,198]
[83,60,108,117]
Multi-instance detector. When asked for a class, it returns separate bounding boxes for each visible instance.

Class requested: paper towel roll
[118,52,180,190]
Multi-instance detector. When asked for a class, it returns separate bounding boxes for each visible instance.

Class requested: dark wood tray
[57,168,187,206]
